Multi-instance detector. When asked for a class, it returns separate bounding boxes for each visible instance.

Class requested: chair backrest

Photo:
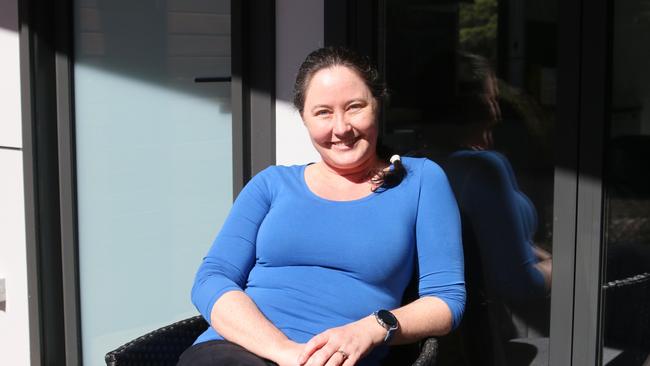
[105,315,208,366]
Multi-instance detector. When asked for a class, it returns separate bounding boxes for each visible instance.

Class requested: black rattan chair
[105,316,208,366]
[105,315,438,366]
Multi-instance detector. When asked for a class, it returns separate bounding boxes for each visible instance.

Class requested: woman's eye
[348,103,363,111]
[315,110,330,116]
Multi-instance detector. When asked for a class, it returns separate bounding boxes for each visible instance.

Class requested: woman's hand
[297,316,385,366]
[297,297,453,365]
[532,245,552,261]
[532,245,552,292]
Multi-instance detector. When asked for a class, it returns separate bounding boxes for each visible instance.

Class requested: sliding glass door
[73,1,232,364]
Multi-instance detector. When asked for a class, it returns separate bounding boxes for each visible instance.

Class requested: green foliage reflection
[459,0,498,61]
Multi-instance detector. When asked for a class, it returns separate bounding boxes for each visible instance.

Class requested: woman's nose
[332,112,352,135]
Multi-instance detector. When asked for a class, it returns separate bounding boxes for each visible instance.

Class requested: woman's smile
[330,137,359,149]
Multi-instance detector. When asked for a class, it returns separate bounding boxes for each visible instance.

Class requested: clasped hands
[275,315,386,366]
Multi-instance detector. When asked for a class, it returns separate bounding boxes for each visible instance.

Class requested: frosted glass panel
[73,1,231,364]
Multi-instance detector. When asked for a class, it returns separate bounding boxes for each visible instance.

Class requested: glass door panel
[601,0,650,364]
[380,1,557,364]
[73,0,232,364]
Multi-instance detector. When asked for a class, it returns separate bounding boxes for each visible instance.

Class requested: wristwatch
[373,309,399,343]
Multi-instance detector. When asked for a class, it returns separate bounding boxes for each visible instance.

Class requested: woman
[178,47,465,366]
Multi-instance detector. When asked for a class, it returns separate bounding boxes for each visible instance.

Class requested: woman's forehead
[304,66,372,104]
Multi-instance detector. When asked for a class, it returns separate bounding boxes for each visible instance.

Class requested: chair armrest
[105,315,209,366]
[411,337,438,366]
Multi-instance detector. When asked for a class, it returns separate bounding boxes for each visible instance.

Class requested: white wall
[0,0,31,365]
[0,153,29,366]
[275,0,323,165]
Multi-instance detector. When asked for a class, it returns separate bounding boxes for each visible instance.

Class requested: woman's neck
[316,156,385,184]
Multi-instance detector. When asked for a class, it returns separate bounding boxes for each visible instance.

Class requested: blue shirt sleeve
[191,168,273,322]
[415,159,466,330]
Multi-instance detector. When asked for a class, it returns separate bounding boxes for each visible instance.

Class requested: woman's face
[301,65,379,172]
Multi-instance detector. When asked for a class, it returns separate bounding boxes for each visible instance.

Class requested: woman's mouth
[330,138,358,148]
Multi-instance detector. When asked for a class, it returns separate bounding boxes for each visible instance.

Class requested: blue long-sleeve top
[442,150,546,303]
[190,157,465,363]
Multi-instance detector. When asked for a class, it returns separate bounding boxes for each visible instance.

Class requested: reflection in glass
[602,1,650,364]
[74,1,232,364]
[381,0,556,364]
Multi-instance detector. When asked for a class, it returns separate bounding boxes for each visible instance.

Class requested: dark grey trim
[548,0,582,364]
[19,1,43,364]
[19,0,67,364]
[348,0,378,60]
[231,0,250,195]
[0,146,22,151]
[324,0,349,47]
[572,0,610,364]
[248,0,275,176]
[54,0,82,364]
[324,0,378,59]
[231,0,276,194]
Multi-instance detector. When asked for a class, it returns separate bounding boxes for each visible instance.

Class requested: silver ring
[337,349,349,359]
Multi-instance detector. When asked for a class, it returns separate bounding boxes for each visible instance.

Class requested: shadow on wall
[0,0,19,32]
[20,0,275,115]
[73,0,235,114]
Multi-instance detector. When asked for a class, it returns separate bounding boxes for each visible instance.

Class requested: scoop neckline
[299,164,380,204]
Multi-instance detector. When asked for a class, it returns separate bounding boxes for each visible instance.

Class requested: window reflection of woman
[443,53,551,303]
[433,53,553,366]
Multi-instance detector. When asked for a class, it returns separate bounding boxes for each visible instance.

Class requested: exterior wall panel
[0,150,30,366]
[0,0,30,364]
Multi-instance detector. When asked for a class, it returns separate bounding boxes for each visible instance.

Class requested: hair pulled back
[292,46,405,189]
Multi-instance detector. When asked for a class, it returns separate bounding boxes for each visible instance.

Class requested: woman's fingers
[308,345,359,366]
[341,355,358,366]
[323,349,351,366]
[300,319,377,366]
[305,344,340,366]
[298,333,328,364]
[302,338,362,366]
[301,331,353,366]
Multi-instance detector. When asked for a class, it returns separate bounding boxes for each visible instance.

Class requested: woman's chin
[322,154,375,171]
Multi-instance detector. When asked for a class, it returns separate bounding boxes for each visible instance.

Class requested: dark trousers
[177,340,277,366]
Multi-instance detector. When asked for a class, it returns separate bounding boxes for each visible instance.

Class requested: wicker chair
[105,315,438,366]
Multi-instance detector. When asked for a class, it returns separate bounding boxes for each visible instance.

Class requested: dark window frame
[571,0,611,364]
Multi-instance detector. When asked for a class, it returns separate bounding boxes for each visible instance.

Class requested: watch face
[377,309,398,328]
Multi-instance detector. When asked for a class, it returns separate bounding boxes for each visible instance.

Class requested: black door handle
[194,77,232,83]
